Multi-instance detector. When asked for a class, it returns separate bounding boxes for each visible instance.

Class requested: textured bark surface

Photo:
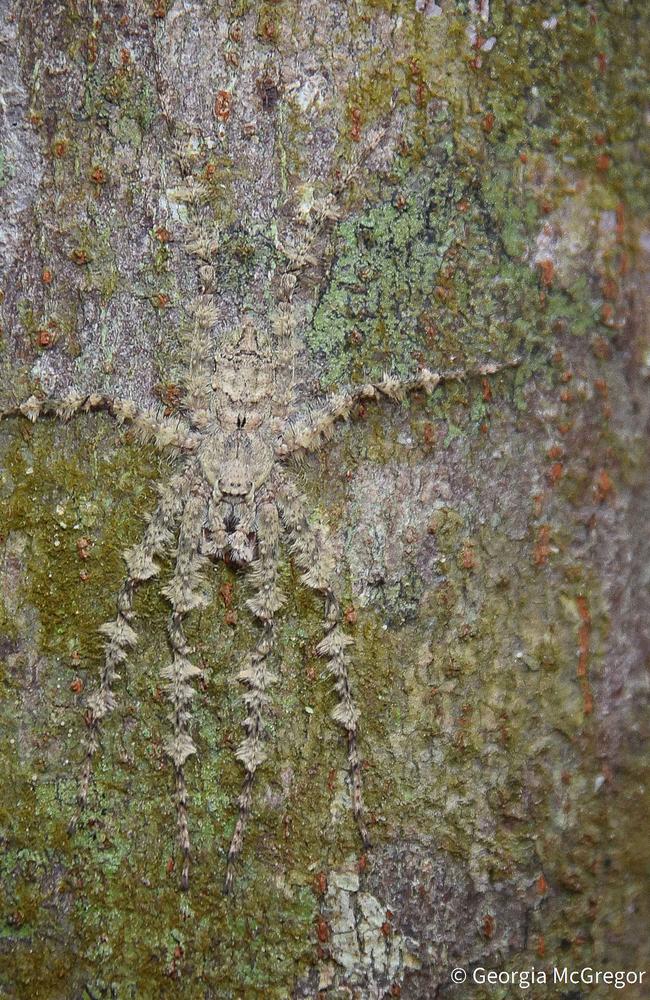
[0,1,648,998]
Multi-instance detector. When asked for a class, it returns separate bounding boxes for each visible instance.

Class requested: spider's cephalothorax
[0,140,520,892]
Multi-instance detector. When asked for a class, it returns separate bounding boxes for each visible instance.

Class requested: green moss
[0,422,334,997]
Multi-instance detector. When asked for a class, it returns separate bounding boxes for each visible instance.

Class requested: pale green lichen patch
[308,142,604,387]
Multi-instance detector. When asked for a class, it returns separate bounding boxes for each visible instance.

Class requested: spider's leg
[275,357,520,461]
[160,488,210,892]
[73,468,192,824]
[225,499,283,893]
[0,393,199,454]
[275,471,371,850]
[178,295,220,425]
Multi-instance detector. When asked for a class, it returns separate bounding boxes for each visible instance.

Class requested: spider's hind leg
[160,488,211,891]
[72,470,190,827]
[275,472,371,851]
[225,499,283,893]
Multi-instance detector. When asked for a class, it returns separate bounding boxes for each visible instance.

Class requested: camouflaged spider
[0,127,519,890]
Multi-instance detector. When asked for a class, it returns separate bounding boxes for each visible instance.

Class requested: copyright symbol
[451,968,466,984]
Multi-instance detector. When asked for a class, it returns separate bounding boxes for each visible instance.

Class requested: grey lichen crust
[1,133,518,893]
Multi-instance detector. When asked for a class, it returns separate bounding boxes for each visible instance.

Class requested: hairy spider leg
[161,488,211,890]
[0,393,199,453]
[72,468,193,828]
[275,358,520,461]
[276,471,370,849]
[225,498,284,892]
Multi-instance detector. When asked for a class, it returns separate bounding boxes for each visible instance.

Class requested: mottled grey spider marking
[0,142,519,892]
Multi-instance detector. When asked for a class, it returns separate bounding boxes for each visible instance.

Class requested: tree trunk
[0,1,648,997]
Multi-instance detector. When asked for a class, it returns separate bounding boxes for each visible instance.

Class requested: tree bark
[0,1,648,997]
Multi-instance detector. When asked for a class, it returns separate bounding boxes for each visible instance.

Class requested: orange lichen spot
[215,90,232,122]
[313,872,327,896]
[153,292,170,309]
[595,469,614,503]
[120,48,131,66]
[152,0,168,17]
[547,462,564,486]
[519,151,528,164]
[547,445,563,461]
[560,389,574,404]
[316,917,330,943]
[422,422,436,446]
[481,377,492,402]
[593,378,608,398]
[87,34,98,64]
[349,107,362,143]
[537,874,549,894]
[601,276,618,300]
[482,111,495,133]
[592,336,611,360]
[90,166,107,185]
[596,153,611,172]
[537,936,546,959]
[41,268,53,285]
[37,328,55,349]
[76,537,92,560]
[461,544,476,570]
[357,853,368,874]
[219,581,234,608]
[344,605,358,626]
[166,856,175,874]
[534,525,551,566]
[482,914,495,939]
[594,132,607,146]
[601,302,614,324]
[538,259,554,287]
[155,382,182,415]
[414,78,427,107]
[155,226,171,243]
[71,249,90,265]
[53,140,68,158]
[70,678,84,694]
[257,14,278,42]
[560,370,573,384]
[597,51,607,76]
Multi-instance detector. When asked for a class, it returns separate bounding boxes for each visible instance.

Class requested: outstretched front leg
[161,487,210,891]
[1,392,199,453]
[225,499,284,893]
[275,471,371,850]
[73,468,192,825]
[275,358,520,460]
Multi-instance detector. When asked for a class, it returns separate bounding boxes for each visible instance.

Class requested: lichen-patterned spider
[0,138,519,891]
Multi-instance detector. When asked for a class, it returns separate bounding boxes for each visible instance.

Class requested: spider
[0,140,519,892]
